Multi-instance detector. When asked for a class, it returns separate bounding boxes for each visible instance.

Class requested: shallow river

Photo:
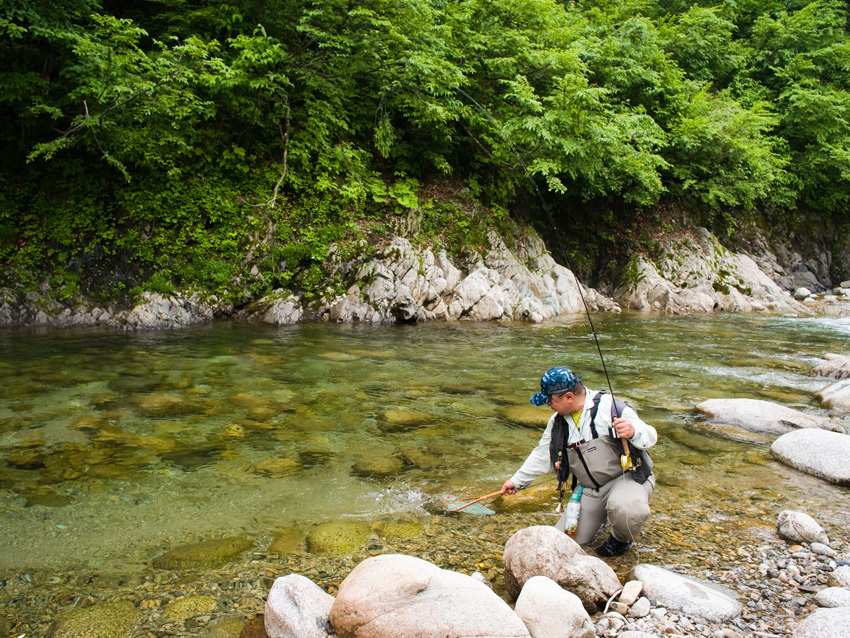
[1,312,849,607]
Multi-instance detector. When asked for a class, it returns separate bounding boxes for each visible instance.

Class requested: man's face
[547,390,581,415]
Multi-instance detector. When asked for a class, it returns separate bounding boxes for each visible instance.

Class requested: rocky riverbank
[4,222,850,330]
[4,506,847,638]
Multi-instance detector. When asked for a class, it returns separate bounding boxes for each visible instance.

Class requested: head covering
[529,366,582,406]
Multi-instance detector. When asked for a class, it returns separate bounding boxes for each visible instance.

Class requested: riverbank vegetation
[2,0,849,305]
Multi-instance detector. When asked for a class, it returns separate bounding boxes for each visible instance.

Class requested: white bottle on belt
[563,486,583,536]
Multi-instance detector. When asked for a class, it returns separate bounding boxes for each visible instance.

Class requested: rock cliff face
[244,232,618,325]
[0,223,837,329]
[612,228,806,314]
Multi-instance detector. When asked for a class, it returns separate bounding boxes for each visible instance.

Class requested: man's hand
[612,417,635,439]
[501,479,517,495]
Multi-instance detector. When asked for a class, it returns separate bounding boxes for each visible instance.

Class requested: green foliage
[3,0,850,302]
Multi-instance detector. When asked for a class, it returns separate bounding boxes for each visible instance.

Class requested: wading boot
[595,534,632,557]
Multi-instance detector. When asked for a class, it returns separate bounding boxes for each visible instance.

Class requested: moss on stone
[306,521,370,555]
[152,536,254,570]
[374,520,423,540]
[163,595,218,621]
[47,601,139,638]
[351,455,404,478]
[267,526,304,553]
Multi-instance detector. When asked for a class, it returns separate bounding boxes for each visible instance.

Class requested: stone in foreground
[265,574,334,638]
[503,525,620,613]
[329,554,530,638]
[514,575,595,638]
[794,607,850,638]
[633,564,742,623]
[776,510,830,545]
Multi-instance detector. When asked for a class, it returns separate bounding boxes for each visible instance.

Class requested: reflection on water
[0,314,848,576]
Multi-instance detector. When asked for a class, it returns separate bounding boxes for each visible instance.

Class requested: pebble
[0,512,847,637]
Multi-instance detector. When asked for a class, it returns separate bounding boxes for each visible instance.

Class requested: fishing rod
[454,87,633,469]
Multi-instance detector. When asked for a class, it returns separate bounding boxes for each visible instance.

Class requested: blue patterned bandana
[529,367,582,406]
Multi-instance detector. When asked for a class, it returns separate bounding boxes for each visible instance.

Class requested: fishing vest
[548,392,653,490]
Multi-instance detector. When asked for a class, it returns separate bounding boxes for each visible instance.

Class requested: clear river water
[1,312,849,605]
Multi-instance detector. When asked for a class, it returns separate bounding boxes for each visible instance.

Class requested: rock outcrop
[613,228,806,315]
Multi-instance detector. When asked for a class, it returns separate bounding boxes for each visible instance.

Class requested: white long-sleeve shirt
[509,389,657,490]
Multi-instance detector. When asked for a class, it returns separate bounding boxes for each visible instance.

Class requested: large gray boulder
[503,526,620,613]
[818,379,850,414]
[812,355,850,380]
[695,398,838,435]
[265,574,335,638]
[514,576,595,638]
[830,566,850,589]
[794,607,850,638]
[633,564,742,623]
[771,430,850,485]
[328,554,530,638]
[776,510,830,545]
[814,587,850,608]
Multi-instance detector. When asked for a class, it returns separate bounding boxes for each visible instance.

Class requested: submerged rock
[152,536,254,570]
[500,405,548,428]
[268,527,304,554]
[306,521,370,555]
[350,455,404,478]
[373,520,424,540]
[47,600,140,638]
[251,458,303,478]
[694,398,837,435]
[163,595,218,621]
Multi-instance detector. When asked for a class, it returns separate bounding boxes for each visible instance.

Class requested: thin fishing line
[454,87,617,401]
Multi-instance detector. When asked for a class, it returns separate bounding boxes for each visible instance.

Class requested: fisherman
[501,366,657,557]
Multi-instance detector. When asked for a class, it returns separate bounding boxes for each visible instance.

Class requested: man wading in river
[501,366,657,557]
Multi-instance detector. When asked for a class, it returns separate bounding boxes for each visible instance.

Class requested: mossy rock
[307,521,370,555]
[153,536,254,570]
[199,616,248,637]
[500,405,548,428]
[377,408,431,432]
[227,393,272,410]
[351,455,404,478]
[251,458,303,478]
[7,448,46,469]
[131,394,205,417]
[23,488,74,508]
[163,595,218,621]
[268,527,304,553]
[502,484,556,513]
[48,600,140,638]
[373,520,423,540]
[399,446,441,469]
